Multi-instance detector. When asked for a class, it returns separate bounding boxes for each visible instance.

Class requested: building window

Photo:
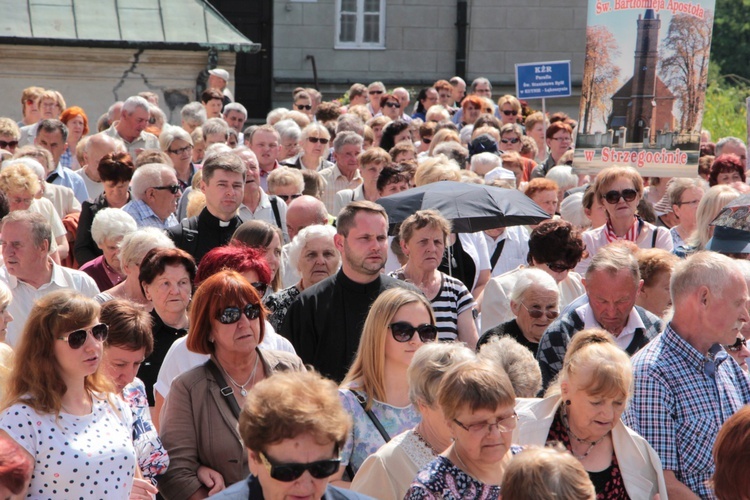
[335,0,385,49]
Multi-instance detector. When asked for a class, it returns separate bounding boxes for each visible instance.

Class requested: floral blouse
[122,378,170,482]
[264,285,301,331]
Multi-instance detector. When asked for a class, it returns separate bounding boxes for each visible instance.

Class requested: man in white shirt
[75,133,122,200]
[319,131,363,215]
[236,147,287,233]
[484,225,530,277]
[0,211,99,346]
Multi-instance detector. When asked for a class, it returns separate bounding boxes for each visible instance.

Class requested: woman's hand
[129,478,158,499]
[197,465,225,495]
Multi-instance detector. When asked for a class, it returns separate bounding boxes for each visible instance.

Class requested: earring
[565,399,571,406]
[209,338,214,343]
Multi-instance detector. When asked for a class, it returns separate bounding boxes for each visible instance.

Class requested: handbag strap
[349,389,391,442]
[205,359,242,420]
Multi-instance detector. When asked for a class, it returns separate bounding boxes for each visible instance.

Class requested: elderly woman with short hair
[497,95,522,125]
[265,225,340,331]
[267,166,304,206]
[515,329,667,499]
[498,123,523,153]
[334,147,390,214]
[478,268,559,358]
[75,151,134,265]
[479,219,585,332]
[668,177,706,257]
[95,227,176,306]
[575,166,673,273]
[161,125,195,190]
[281,122,334,171]
[275,119,302,161]
[405,357,521,498]
[79,208,137,292]
[709,153,746,186]
[351,343,476,500]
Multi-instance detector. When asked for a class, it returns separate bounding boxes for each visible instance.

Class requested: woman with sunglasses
[575,166,673,274]
[137,247,196,416]
[158,270,304,499]
[498,123,524,154]
[210,371,370,500]
[515,329,666,499]
[390,210,479,348]
[161,126,196,191]
[330,288,437,485]
[405,357,520,499]
[281,123,334,171]
[478,268,559,358]
[0,290,139,499]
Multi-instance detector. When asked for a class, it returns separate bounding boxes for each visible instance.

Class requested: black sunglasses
[502,110,518,116]
[250,282,269,297]
[422,137,432,144]
[277,194,302,202]
[219,303,261,324]
[384,102,401,108]
[58,323,109,349]
[296,104,312,111]
[725,337,748,352]
[153,185,181,194]
[369,90,384,95]
[547,262,573,273]
[259,451,340,482]
[307,137,329,144]
[389,321,438,343]
[520,303,559,320]
[501,138,520,144]
[0,140,18,150]
[604,189,638,204]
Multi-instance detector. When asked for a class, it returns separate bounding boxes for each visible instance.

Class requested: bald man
[75,133,122,200]
[281,195,329,287]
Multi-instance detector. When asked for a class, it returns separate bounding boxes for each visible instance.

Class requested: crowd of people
[0,71,748,499]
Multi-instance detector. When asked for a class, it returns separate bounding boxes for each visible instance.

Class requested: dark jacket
[74,192,109,266]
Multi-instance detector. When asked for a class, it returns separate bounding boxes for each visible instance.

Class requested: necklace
[224,354,260,397]
[560,406,607,460]
[413,425,439,456]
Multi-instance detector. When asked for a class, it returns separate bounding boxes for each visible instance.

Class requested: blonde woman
[332,288,437,485]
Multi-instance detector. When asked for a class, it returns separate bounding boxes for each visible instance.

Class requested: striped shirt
[390,270,475,341]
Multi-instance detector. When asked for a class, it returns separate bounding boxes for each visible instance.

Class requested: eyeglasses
[296,104,312,111]
[0,140,18,150]
[546,262,573,273]
[250,282,269,297]
[218,303,261,324]
[520,303,559,320]
[604,189,638,204]
[453,413,518,434]
[58,323,109,349]
[277,193,302,202]
[502,110,518,116]
[677,199,701,206]
[259,451,341,482]
[389,321,438,343]
[725,337,747,352]
[369,90,384,95]
[307,137,329,144]
[153,185,181,195]
[501,138,520,145]
[168,145,193,155]
[384,102,401,108]
[550,136,572,143]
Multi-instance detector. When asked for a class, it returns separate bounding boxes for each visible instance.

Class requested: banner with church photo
[573,1,715,177]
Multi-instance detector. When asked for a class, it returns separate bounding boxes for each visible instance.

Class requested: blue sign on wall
[515,61,571,100]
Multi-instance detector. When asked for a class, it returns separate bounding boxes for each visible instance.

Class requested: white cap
[209,68,230,81]
[484,166,516,184]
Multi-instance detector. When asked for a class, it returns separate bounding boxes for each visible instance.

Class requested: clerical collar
[219,220,231,227]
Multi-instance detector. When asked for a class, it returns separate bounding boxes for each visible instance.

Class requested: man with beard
[280,201,417,382]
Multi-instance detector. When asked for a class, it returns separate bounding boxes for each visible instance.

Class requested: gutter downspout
[455,0,468,79]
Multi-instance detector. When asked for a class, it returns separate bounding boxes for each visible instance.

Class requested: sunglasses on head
[58,323,109,349]
[604,188,638,204]
[296,104,312,111]
[389,321,438,343]
[520,303,559,320]
[725,337,747,352]
[546,262,573,273]
[219,303,261,324]
[502,110,518,116]
[259,451,341,482]
[501,138,520,144]
[307,137,329,144]
[153,185,181,194]
[384,102,401,108]
[0,140,18,150]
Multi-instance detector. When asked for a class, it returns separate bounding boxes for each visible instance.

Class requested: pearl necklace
[561,406,607,460]
[223,354,259,397]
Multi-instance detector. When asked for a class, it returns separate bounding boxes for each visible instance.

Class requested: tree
[659,11,713,133]
[579,25,621,134]
[711,0,750,80]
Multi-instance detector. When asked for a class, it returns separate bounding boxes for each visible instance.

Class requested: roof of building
[0,0,260,53]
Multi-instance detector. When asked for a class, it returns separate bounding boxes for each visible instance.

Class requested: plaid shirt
[622,324,750,499]
[536,305,662,389]
[122,199,178,230]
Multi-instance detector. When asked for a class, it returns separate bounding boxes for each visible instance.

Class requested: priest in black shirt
[280,201,417,382]
[167,151,246,264]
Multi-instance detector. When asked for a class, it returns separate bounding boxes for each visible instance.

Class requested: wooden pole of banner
[542,98,547,153]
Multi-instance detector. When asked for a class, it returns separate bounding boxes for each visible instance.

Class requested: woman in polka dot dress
[0,290,139,499]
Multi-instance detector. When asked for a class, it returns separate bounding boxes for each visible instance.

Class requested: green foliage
[702,60,749,140]
[711,0,750,81]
